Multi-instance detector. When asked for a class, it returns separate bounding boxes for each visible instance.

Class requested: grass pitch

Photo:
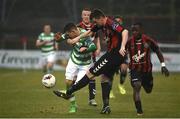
[0,68,180,118]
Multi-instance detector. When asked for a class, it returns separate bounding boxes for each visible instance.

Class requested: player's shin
[120,71,127,84]
[66,74,90,95]
[133,83,143,114]
[89,80,96,100]
[101,81,111,107]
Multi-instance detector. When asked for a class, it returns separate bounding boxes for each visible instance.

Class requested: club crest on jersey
[112,22,119,30]
[132,50,146,63]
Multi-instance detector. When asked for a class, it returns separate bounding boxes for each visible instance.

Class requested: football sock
[135,101,143,113]
[109,79,113,91]
[47,67,53,74]
[66,74,90,95]
[69,96,76,106]
[120,72,127,84]
[101,82,111,107]
[89,80,96,100]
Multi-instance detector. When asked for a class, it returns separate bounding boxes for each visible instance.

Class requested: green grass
[0,68,180,118]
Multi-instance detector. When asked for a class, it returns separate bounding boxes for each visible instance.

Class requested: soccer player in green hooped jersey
[54,23,97,113]
[36,24,58,74]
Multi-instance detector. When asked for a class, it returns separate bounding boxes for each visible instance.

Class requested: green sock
[70,96,76,106]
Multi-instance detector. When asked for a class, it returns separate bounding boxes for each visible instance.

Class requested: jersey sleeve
[86,39,97,53]
[148,36,159,52]
[111,21,124,33]
[38,33,43,41]
[56,34,67,43]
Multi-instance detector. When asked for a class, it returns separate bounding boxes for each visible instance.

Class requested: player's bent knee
[86,70,95,79]
[101,74,110,83]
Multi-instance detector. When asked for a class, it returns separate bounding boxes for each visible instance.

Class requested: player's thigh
[130,70,142,88]
[89,51,122,77]
[142,72,153,93]
[47,52,56,63]
[89,52,110,76]
[65,59,78,81]
[76,64,90,83]
[41,55,48,66]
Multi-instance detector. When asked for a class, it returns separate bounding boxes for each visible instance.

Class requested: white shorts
[65,58,91,83]
[41,52,56,66]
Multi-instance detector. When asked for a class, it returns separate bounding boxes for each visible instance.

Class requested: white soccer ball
[42,74,56,88]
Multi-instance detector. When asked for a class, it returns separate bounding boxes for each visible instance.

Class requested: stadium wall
[0,49,180,72]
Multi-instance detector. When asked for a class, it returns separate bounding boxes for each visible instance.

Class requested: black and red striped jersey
[92,17,124,52]
[77,21,93,31]
[127,34,162,72]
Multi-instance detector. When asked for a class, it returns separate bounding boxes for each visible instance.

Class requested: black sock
[135,101,143,113]
[89,80,96,100]
[120,72,127,84]
[101,82,111,107]
[66,74,90,95]
[109,77,113,91]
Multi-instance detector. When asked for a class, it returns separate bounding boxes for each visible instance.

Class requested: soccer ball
[42,74,56,88]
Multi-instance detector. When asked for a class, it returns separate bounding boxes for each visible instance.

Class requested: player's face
[131,25,141,38]
[92,17,104,26]
[81,10,91,24]
[44,25,51,34]
[115,18,123,25]
[67,28,80,39]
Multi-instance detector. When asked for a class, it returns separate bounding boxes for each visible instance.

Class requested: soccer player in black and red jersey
[53,9,129,114]
[126,22,169,115]
[107,16,128,98]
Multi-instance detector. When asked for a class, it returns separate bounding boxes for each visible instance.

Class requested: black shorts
[89,50,124,79]
[130,69,153,89]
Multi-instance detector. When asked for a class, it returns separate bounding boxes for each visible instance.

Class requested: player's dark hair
[82,7,91,11]
[90,9,105,20]
[63,23,77,33]
[132,22,143,28]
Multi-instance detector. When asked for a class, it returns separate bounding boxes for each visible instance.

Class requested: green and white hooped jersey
[60,28,96,65]
[38,32,55,55]
[71,38,95,65]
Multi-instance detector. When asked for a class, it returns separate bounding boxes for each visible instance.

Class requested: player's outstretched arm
[119,29,129,56]
[67,30,92,45]
[150,38,170,77]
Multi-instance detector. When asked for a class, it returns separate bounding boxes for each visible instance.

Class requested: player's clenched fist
[54,32,62,41]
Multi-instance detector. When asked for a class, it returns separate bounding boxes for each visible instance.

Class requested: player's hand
[79,47,87,52]
[161,66,169,77]
[119,46,126,56]
[54,32,62,41]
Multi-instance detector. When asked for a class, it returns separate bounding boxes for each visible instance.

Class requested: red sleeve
[107,18,124,33]
[147,36,159,52]
[146,35,165,63]
[112,22,124,32]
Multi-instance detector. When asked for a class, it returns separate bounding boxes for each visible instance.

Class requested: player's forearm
[121,29,129,48]
[67,30,92,45]
[95,37,101,51]
[67,35,81,45]
[156,49,165,65]
[36,40,44,47]
[80,30,92,38]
